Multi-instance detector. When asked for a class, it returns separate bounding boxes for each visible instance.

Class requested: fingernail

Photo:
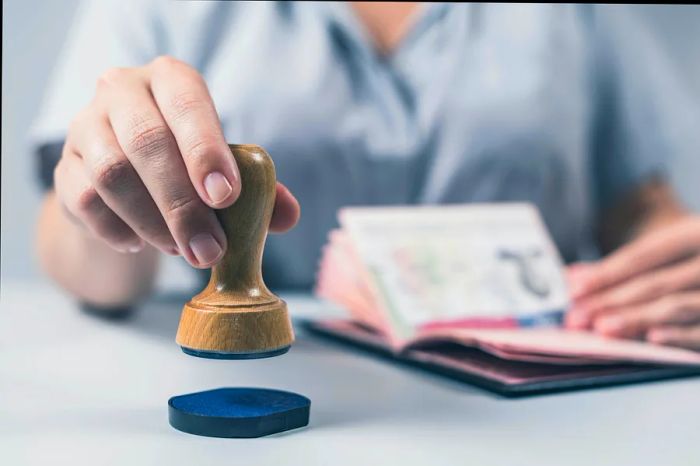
[204,172,233,204]
[189,233,222,266]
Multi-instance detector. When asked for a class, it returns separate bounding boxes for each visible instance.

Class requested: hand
[55,56,300,268]
[565,217,700,350]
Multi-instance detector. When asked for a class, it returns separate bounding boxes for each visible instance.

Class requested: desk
[2,281,698,466]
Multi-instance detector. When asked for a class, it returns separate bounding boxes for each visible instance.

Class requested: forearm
[36,192,160,308]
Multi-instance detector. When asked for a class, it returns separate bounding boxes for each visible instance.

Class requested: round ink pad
[168,387,311,438]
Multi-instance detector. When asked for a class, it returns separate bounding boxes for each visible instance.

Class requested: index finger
[571,218,700,299]
[148,56,241,209]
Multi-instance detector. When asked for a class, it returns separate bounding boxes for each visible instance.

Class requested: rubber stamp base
[180,345,291,360]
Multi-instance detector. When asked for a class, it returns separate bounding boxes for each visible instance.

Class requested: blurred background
[3,2,700,284]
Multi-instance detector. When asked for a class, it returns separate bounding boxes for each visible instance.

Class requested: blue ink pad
[168,387,310,438]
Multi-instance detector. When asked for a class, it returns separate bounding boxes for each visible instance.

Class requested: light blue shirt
[32,2,699,289]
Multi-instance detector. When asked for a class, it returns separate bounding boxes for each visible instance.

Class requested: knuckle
[168,90,206,121]
[93,158,133,191]
[151,56,201,84]
[185,138,221,165]
[75,186,102,214]
[126,121,171,158]
[152,55,180,68]
[164,194,200,224]
[152,55,192,75]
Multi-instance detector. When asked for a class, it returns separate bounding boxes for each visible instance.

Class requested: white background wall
[2,2,700,281]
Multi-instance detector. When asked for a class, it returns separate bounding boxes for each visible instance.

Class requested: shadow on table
[93,291,189,341]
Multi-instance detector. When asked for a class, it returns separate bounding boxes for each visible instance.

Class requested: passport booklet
[311,204,700,396]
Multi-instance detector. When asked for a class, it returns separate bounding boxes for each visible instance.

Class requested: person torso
[163,2,596,288]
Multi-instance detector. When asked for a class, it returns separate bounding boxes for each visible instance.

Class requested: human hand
[55,56,300,268]
[564,217,700,350]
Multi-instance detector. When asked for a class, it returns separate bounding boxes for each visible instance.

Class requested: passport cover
[303,319,700,397]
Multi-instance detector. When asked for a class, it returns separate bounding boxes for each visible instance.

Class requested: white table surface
[2,280,698,466]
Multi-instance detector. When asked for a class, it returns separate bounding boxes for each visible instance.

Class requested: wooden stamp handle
[208,144,276,301]
[175,144,294,358]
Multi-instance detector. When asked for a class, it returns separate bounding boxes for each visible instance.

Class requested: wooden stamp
[175,144,295,359]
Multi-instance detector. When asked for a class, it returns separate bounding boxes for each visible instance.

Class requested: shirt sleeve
[29,0,166,190]
[588,7,700,212]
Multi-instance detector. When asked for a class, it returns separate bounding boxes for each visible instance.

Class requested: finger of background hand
[270,183,300,232]
[564,309,594,330]
[54,148,143,253]
[566,262,596,281]
[593,292,700,338]
[69,109,179,255]
[564,263,596,329]
[103,75,226,268]
[571,256,700,320]
[149,57,240,209]
[570,219,700,299]
[647,324,700,351]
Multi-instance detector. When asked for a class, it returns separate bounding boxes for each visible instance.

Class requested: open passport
[310,204,700,396]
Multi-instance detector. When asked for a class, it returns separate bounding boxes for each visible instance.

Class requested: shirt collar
[321,2,451,65]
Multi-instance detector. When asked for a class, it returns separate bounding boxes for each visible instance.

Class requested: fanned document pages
[315,204,700,368]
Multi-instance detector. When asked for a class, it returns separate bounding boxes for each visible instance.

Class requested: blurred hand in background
[566,216,700,350]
